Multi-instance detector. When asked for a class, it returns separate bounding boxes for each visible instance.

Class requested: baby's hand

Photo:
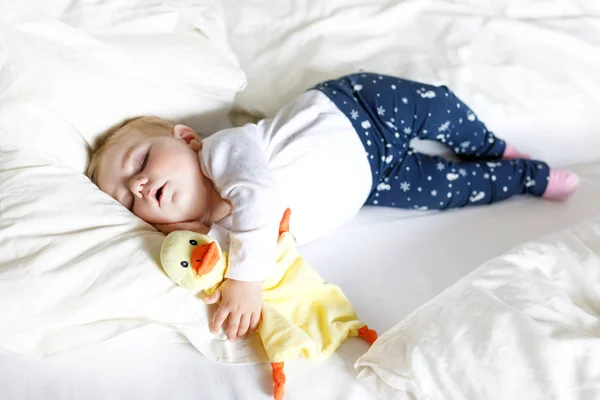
[153,220,210,235]
[204,279,263,341]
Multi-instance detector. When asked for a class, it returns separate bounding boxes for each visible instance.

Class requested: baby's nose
[130,175,149,197]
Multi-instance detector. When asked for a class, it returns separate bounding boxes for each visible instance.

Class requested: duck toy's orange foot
[357,325,378,345]
[271,362,286,400]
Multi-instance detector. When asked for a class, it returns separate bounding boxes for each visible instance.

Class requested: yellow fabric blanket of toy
[160,211,377,400]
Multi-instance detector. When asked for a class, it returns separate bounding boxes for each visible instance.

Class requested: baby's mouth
[156,185,164,205]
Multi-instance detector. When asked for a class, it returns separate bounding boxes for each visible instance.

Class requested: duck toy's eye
[189,240,198,246]
[180,261,189,268]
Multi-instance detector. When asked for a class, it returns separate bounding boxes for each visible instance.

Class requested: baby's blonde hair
[87,116,174,184]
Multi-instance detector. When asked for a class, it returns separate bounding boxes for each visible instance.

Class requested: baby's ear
[173,124,202,151]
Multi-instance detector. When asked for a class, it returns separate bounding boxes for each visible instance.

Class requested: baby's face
[96,126,211,225]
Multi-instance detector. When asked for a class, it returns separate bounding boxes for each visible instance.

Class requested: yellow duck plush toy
[160,209,377,400]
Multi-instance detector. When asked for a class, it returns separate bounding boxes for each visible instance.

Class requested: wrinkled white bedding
[0,0,251,360]
[356,211,600,400]
[2,163,600,400]
[224,0,600,167]
[0,0,245,172]
[1,0,600,399]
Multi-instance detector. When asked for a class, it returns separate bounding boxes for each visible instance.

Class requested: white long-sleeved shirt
[200,90,372,281]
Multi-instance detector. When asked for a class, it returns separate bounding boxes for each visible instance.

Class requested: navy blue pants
[314,73,549,210]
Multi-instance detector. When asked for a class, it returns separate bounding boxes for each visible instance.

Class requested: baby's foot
[502,143,531,160]
[542,169,580,201]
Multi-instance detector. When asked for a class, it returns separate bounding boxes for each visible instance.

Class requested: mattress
[2,0,600,399]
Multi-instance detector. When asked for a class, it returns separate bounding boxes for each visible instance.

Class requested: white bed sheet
[2,162,599,400]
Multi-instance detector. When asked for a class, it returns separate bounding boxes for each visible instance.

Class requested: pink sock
[542,169,580,201]
[502,143,531,160]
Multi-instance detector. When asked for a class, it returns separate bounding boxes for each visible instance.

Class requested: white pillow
[0,0,246,172]
[0,1,256,359]
[355,214,600,400]
[0,147,267,361]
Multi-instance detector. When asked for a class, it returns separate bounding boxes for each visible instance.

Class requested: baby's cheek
[169,192,195,221]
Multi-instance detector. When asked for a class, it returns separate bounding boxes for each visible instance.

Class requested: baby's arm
[200,127,280,340]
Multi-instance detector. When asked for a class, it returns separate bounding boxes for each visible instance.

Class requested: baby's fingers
[250,311,261,332]
[226,312,241,341]
[203,290,221,304]
[237,313,251,338]
[211,305,229,334]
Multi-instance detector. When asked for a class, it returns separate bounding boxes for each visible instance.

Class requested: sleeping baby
[87,72,579,342]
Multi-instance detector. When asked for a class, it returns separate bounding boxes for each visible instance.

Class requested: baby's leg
[409,85,530,161]
[367,151,553,210]
[364,77,526,161]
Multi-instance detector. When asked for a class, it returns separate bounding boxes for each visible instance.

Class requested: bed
[1,1,600,399]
